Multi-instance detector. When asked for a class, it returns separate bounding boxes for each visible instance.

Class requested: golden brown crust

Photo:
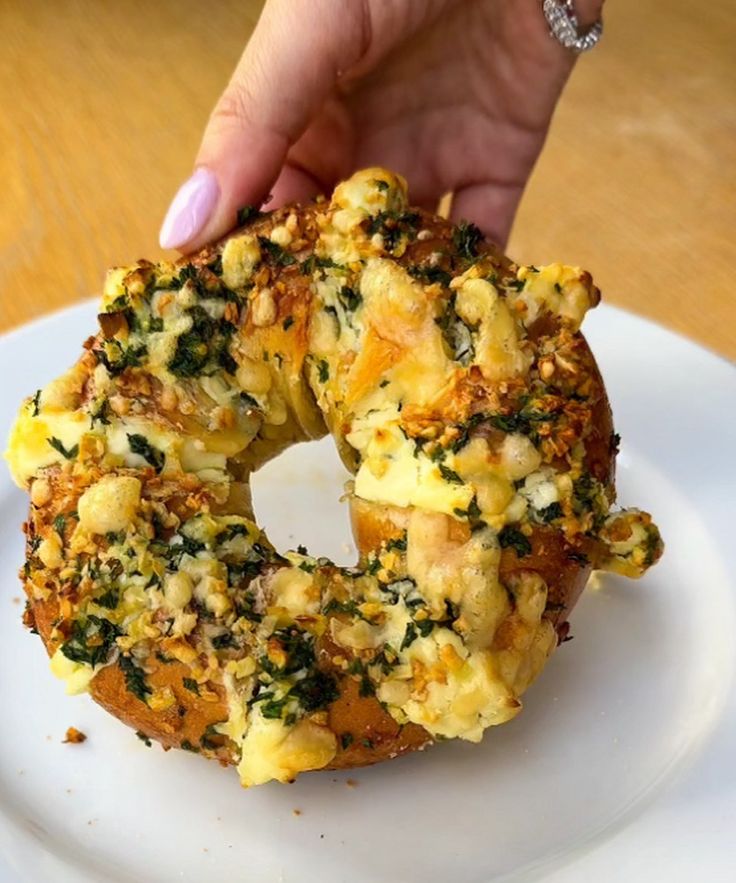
[326,678,431,769]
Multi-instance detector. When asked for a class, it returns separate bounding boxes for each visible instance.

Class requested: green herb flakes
[498,526,532,557]
[60,616,120,667]
[127,433,164,473]
[438,463,463,484]
[47,437,78,460]
[182,677,200,695]
[119,655,151,703]
[258,236,296,266]
[452,221,483,261]
[237,205,263,226]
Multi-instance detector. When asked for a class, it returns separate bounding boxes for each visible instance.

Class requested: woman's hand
[159,0,603,253]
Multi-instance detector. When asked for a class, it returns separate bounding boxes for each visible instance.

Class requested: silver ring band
[542,0,603,54]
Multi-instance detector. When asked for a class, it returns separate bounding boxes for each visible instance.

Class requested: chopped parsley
[95,587,120,610]
[408,265,453,287]
[452,221,483,261]
[168,305,237,378]
[47,436,78,460]
[255,669,338,721]
[127,433,164,473]
[90,397,111,426]
[258,235,296,266]
[260,628,315,677]
[450,412,488,453]
[538,501,563,523]
[451,402,557,452]
[31,390,41,416]
[453,496,482,524]
[400,622,419,650]
[358,671,375,697]
[60,615,120,667]
[438,463,463,484]
[643,527,662,566]
[489,407,557,435]
[498,525,532,557]
[258,694,291,720]
[174,264,207,297]
[366,210,420,251]
[237,205,263,226]
[323,598,365,619]
[199,724,224,751]
[94,339,147,376]
[119,654,151,703]
[505,278,526,292]
[385,535,407,553]
[182,677,200,695]
[290,670,339,711]
[300,255,340,275]
[211,633,235,650]
[435,294,475,366]
[216,523,248,543]
[162,533,207,569]
[317,359,329,383]
[572,473,598,514]
[338,285,362,312]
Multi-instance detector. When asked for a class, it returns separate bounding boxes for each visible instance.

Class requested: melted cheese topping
[512,263,598,331]
[348,408,472,515]
[50,648,96,695]
[6,166,662,788]
[238,713,337,787]
[452,272,530,381]
[6,407,89,486]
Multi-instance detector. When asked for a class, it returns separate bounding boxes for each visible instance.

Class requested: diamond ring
[542,0,603,54]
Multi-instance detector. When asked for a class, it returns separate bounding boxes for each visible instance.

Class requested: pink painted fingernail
[159,167,219,249]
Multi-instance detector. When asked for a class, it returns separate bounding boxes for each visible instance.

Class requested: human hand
[159,0,604,253]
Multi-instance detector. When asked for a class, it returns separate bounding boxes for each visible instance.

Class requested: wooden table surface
[1,0,734,359]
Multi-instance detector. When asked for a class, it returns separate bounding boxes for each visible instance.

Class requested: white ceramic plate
[0,301,734,883]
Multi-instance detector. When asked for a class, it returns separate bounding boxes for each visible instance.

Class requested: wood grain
[1,0,734,359]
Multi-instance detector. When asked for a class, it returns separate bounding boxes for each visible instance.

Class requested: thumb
[159,0,370,253]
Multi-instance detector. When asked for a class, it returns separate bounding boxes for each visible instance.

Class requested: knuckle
[210,82,256,132]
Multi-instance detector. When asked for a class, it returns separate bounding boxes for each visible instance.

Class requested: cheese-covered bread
[6,168,663,786]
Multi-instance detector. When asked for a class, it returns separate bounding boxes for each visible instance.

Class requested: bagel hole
[249,437,356,567]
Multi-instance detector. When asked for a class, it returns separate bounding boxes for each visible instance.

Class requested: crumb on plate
[63,727,87,744]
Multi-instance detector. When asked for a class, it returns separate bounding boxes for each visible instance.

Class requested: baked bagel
[6,169,662,786]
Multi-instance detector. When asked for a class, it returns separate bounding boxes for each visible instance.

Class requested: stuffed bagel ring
[6,168,663,787]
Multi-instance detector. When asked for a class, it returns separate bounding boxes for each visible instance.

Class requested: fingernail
[159,167,219,249]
